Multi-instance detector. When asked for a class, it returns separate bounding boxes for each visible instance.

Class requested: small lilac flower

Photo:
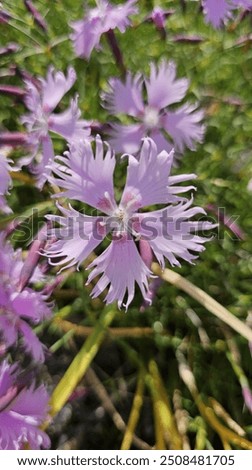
[0,360,50,449]
[21,66,90,188]
[70,0,138,59]
[0,154,12,213]
[150,7,171,29]
[146,7,174,38]
[44,136,215,310]
[102,60,204,159]
[0,236,52,361]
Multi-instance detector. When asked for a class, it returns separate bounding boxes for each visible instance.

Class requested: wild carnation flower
[202,0,252,28]
[70,0,138,59]
[102,60,205,159]
[21,66,90,188]
[0,360,50,449]
[0,236,52,361]
[0,153,12,213]
[44,136,215,310]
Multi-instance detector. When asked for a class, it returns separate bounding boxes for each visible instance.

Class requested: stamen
[143,106,160,129]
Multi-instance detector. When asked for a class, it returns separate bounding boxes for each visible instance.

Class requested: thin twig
[152,264,252,342]
[85,368,152,450]
[53,318,169,339]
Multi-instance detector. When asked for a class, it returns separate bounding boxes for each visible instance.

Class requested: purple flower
[0,154,12,214]
[202,0,234,27]
[0,236,52,361]
[0,360,50,449]
[202,0,252,28]
[0,6,11,24]
[70,0,138,59]
[102,60,205,159]
[21,66,90,188]
[44,136,215,310]
[147,7,174,33]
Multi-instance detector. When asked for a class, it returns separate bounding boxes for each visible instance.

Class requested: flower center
[31,108,49,137]
[111,206,129,236]
[143,106,160,129]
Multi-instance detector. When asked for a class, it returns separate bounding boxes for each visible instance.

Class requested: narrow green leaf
[49,306,116,418]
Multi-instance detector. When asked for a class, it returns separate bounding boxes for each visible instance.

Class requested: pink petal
[49,136,116,212]
[12,385,49,421]
[70,0,137,59]
[11,289,51,322]
[18,320,45,363]
[163,105,205,153]
[87,236,151,310]
[121,138,195,210]
[41,66,76,113]
[202,0,234,28]
[0,360,48,450]
[0,154,12,213]
[108,123,145,154]
[31,135,54,189]
[138,198,216,268]
[49,96,90,142]
[45,204,107,271]
[70,17,103,59]
[145,60,189,109]
[102,73,144,117]
[149,129,174,154]
[0,315,18,349]
[104,0,138,32]
[0,361,17,397]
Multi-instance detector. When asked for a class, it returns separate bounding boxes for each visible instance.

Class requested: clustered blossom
[0,236,52,362]
[102,60,204,159]
[202,0,252,28]
[0,360,50,450]
[70,0,138,59]
[0,153,12,213]
[21,66,90,188]
[44,136,215,310]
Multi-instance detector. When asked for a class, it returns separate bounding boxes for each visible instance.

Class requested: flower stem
[105,29,126,77]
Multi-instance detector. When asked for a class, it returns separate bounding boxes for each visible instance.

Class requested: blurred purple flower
[0,154,12,214]
[234,0,252,8]
[202,0,234,28]
[21,66,90,188]
[0,360,50,449]
[146,7,174,38]
[0,236,52,361]
[0,43,20,56]
[0,5,11,24]
[202,0,252,28]
[102,60,205,160]
[70,0,138,59]
[44,136,215,310]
